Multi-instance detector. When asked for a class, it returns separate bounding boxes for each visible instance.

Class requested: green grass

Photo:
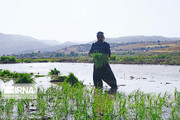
[0,81,179,119]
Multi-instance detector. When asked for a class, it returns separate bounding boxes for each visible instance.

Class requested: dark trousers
[93,62,117,89]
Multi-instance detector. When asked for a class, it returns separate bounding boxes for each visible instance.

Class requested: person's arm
[88,43,94,57]
[106,43,111,58]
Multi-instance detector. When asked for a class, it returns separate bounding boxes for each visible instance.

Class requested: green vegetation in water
[1,69,23,78]
[0,69,34,83]
[57,75,67,82]
[64,73,82,86]
[48,68,60,75]
[50,75,67,82]
[0,82,179,119]
[14,73,34,83]
[91,53,107,68]
[0,69,16,78]
[34,75,45,78]
[48,68,82,86]
[50,73,82,86]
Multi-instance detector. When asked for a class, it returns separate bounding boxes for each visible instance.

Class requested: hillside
[0,33,78,55]
[57,35,180,54]
[57,40,180,54]
[153,44,180,53]
[89,35,180,44]
[1,33,180,56]
[0,33,51,55]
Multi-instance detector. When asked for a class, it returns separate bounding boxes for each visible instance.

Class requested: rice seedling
[0,69,35,84]
[48,68,60,75]
[0,91,4,116]
[57,75,67,82]
[0,78,179,119]
[14,73,34,83]
[34,75,45,78]
[50,75,67,82]
[91,53,107,68]
[17,100,24,115]
[64,73,81,86]
[4,99,15,115]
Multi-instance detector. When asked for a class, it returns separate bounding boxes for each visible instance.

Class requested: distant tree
[69,51,78,57]
[9,56,16,63]
[55,53,64,57]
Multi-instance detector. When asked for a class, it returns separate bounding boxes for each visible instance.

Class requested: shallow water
[0,62,180,94]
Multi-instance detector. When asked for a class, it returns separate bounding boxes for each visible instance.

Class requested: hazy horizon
[0,0,180,43]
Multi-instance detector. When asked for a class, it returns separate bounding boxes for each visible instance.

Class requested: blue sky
[0,0,180,42]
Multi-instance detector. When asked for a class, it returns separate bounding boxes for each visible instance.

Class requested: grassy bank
[18,53,180,65]
[1,52,180,65]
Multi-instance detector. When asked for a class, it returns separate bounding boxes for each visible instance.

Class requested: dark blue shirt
[88,41,111,56]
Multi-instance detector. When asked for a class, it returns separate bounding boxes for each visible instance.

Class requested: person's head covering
[97,31,105,39]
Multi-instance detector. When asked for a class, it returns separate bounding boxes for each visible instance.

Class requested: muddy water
[0,62,180,94]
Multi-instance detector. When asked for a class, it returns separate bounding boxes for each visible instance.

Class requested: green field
[1,52,180,65]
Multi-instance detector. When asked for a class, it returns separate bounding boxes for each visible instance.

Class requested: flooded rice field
[0,62,179,94]
[0,63,180,119]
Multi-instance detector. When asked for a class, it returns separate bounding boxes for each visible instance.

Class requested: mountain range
[0,33,77,55]
[0,32,180,55]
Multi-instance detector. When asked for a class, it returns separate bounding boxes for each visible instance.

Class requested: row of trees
[14,51,83,58]
[0,56,17,63]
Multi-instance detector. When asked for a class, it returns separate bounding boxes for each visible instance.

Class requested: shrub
[0,56,17,63]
